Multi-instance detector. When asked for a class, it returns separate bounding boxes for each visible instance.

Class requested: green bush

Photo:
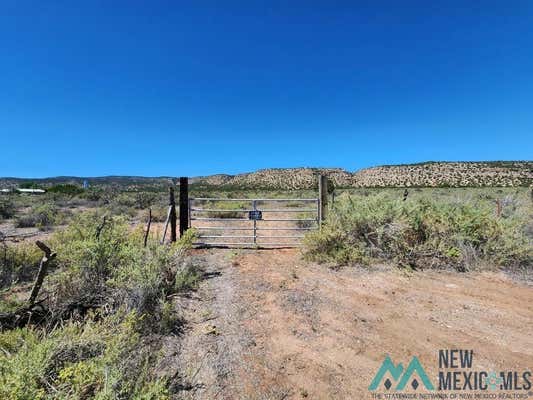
[0,241,42,289]
[0,197,16,220]
[174,263,203,292]
[0,312,170,400]
[47,184,84,196]
[49,212,194,324]
[0,212,196,399]
[15,204,69,230]
[79,188,105,202]
[109,192,158,211]
[295,212,316,228]
[204,201,248,219]
[304,193,532,270]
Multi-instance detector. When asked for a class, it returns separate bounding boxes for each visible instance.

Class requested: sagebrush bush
[304,193,532,270]
[150,207,169,222]
[48,212,193,321]
[15,203,69,230]
[204,200,248,219]
[108,192,159,214]
[0,311,169,400]
[47,184,84,196]
[0,197,16,220]
[0,211,196,399]
[0,241,42,289]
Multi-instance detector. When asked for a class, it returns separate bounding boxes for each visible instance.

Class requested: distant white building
[16,188,46,194]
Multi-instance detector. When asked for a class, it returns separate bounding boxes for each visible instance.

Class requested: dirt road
[163,248,533,400]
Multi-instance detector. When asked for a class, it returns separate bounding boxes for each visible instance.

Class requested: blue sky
[1,1,532,177]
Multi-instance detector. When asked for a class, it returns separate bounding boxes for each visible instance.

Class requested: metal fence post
[252,199,257,245]
[188,198,192,231]
[179,177,189,238]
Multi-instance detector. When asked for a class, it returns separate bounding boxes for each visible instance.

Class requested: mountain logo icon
[369,355,434,391]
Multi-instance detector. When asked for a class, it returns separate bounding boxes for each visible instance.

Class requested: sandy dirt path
[164,248,533,400]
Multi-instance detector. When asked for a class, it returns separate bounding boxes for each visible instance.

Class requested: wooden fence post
[169,187,177,242]
[143,208,151,247]
[28,241,56,306]
[318,174,328,224]
[160,206,171,244]
[179,177,189,237]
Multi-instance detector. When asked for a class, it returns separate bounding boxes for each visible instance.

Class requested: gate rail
[189,198,319,247]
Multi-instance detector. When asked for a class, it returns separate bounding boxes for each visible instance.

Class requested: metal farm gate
[188,197,319,247]
[158,176,329,248]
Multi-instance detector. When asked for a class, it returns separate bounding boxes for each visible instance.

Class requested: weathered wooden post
[160,206,171,244]
[179,177,189,237]
[28,241,56,306]
[169,187,177,242]
[318,174,328,224]
[143,208,151,247]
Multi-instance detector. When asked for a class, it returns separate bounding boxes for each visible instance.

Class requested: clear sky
[1,1,532,178]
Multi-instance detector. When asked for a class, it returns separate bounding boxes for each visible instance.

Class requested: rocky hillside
[194,168,353,190]
[353,161,532,188]
[2,162,531,190]
[194,161,533,189]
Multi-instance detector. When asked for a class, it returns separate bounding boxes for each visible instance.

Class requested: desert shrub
[110,192,158,210]
[111,193,138,209]
[304,193,532,271]
[19,182,43,189]
[0,197,16,220]
[105,203,138,218]
[174,262,203,293]
[0,311,170,400]
[52,196,97,209]
[0,212,197,398]
[204,201,248,219]
[134,192,158,209]
[47,184,84,196]
[15,204,69,230]
[0,241,42,289]
[101,191,161,219]
[150,207,169,222]
[79,188,105,202]
[48,212,194,324]
[295,212,316,228]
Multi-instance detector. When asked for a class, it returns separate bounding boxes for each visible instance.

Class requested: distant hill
[351,161,533,188]
[193,161,533,189]
[1,161,531,190]
[0,176,175,191]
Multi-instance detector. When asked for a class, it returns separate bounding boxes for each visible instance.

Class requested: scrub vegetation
[0,212,198,400]
[304,187,532,271]
[0,175,532,399]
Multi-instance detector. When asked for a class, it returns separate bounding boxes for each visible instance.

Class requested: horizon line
[1,159,531,181]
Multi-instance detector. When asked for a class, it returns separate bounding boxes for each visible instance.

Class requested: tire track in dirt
[163,248,533,400]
